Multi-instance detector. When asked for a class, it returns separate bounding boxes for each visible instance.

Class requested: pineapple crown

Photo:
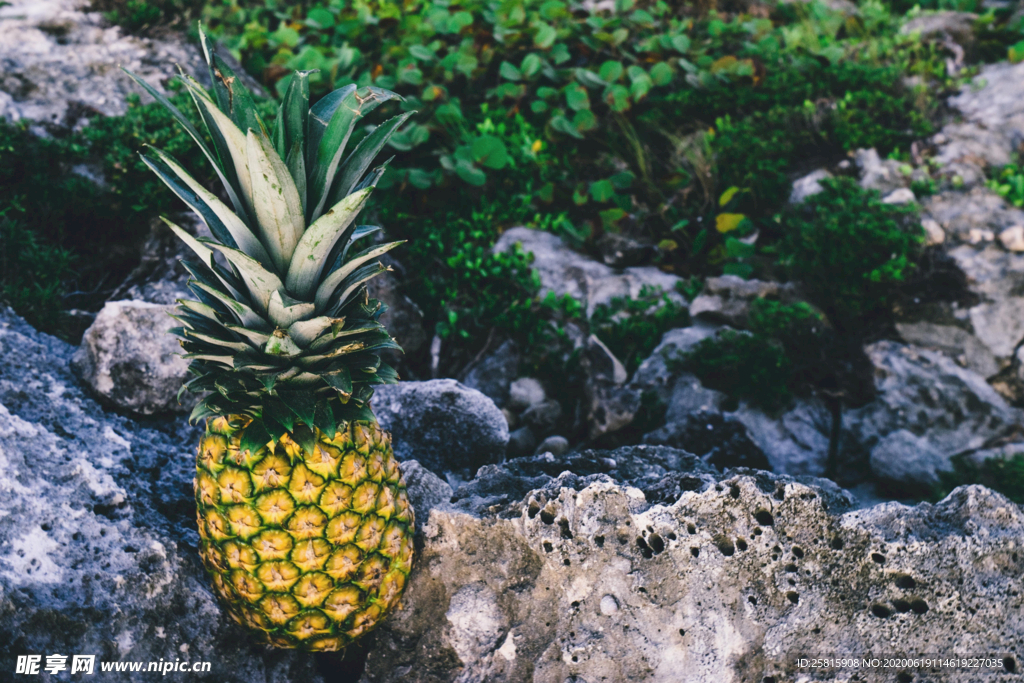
[125,27,411,439]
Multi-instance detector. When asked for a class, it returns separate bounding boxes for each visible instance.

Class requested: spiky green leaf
[208,51,267,138]
[280,390,317,427]
[286,187,373,300]
[144,150,274,267]
[177,299,220,322]
[183,329,252,353]
[122,67,249,220]
[239,415,272,455]
[307,86,401,222]
[268,289,316,328]
[314,241,403,311]
[263,397,295,432]
[263,329,303,357]
[288,316,337,346]
[286,140,307,215]
[313,400,337,438]
[205,242,285,314]
[180,75,254,220]
[290,423,317,456]
[328,111,413,206]
[191,281,268,330]
[275,70,314,161]
[306,84,356,168]
[327,262,390,315]
[161,217,215,266]
[224,324,272,347]
[323,367,353,396]
[246,129,305,273]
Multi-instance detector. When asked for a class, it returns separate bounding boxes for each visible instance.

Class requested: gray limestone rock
[921,187,1024,244]
[493,228,686,317]
[71,300,193,415]
[788,168,831,204]
[900,11,978,48]
[869,429,951,491]
[855,148,909,195]
[628,324,725,406]
[535,435,570,457]
[460,339,521,407]
[373,379,510,476]
[733,398,834,476]
[507,426,539,459]
[520,400,564,435]
[931,60,1024,189]
[366,474,1024,682]
[0,307,322,682]
[448,444,719,516]
[688,276,803,328]
[628,327,774,472]
[0,0,262,130]
[581,335,637,439]
[894,320,1000,378]
[843,341,1022,488]
[398,459,456,534]
[947,243,1024,365]
[507,377,546,412]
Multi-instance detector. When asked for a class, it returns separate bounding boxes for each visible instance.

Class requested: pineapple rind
[196,416,414,651]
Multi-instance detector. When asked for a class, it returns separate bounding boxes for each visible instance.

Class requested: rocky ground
[3,307,1023,682]
[2,0,1024,681]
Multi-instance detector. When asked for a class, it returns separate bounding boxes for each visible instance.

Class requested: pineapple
[124,28,414,651]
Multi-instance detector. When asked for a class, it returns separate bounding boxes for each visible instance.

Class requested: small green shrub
[590,285,690,375]
[678,329,794,411]
[675,299,829,411]
[0,119,111,336]
[0,209,75,331]
[937,453,1024,504]
[778,177,924,332]
[987,164,1024,208]
[89,0,205,34]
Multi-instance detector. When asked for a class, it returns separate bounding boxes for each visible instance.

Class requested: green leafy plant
[0,208,75,331]
[0,119,120,336]
[674,299,830,411]
[987,164,1024,207]
[590,285,690,375]
[199,0,949,265]
[778,177,925,332]
[937,452,1024,504]
[89,0,205,34]
[678,329,795,411]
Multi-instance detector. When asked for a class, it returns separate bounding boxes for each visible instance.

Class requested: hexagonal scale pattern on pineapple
[194,418,414,651]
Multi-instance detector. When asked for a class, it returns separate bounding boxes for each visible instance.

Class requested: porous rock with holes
[370,463,1024,682]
